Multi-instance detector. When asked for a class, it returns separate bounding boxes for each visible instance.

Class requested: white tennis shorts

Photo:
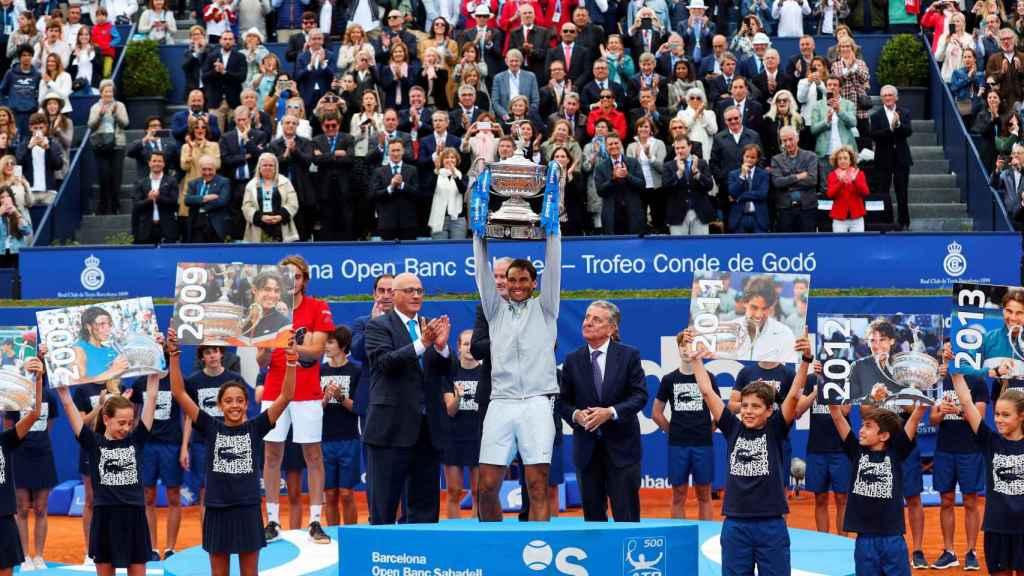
[478,396,555,466]
[261,400,323,443]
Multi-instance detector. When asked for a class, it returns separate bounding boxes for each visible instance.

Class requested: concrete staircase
[76,128,146,245]
[905,119,972,232]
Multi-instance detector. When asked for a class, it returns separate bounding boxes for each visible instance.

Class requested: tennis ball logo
[523,540,553,571]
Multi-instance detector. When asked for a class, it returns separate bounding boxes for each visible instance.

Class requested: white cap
[473,4,492,17]
[752,32,771,46]
[688,0,707,8]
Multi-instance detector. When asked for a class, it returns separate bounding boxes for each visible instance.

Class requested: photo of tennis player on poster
[688,271,809,363]
[170,262,294,348]
[949,282,1024,384]
[815,314,943,405]
[0,326,37,410]
[36,297,165,387]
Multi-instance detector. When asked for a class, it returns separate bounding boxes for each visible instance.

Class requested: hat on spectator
[243,27,265,43]
[473,4,492,16]
[41,91,65,110]
[752,32,771,46]
[687,0,707,8]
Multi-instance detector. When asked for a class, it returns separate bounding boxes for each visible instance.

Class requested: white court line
[259,530,337,576]
[60,566,164,575]
[700,534,830,576]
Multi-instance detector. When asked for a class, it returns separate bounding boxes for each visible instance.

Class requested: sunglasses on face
[601,94,613,99]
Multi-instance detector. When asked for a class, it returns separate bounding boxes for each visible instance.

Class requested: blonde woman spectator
[936,12,973,82]
[38,54,71,112]
[419,46,450,109]
[825,25,863,62]
[428,147,467,239]
[87,81,128,214]
[830,38,870,122]
[626,116,667,228]
[274,96,312,138]
[242,152,299,242]
[825,145,868,232]
[336,25,375,73]
[675,88,717,160]
[68,26,99,95]
[179,116,221,217]
[541,118,582,164]
[241,27,269,86]
[0,108,17,155]
[349,89,384,198]
[602,34,635,86]
[0,155,34,219]
[138,0,177,44]
[796,55,828,123]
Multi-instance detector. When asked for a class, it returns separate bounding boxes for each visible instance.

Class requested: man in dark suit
[557,301,647,521]
[543,21,592,87]
[546,92,588,141]
[363,272,452,525]
[295,28,337,112]
[627,87,669,139]
[715,76,762,133]
[126,116,180,180]
[268,114,316,239]
[991,144,1024,219]
[455,5,506,85]
[710,106,762,221]
[698,34,728,79]
[284,13,317,67]
[751,49,788,110]
[369,109,416,165]
[663,137,714,235]
[132,151,179,244]
[580,59,625,111]
[784,35,818,93]
[171,90,223,144]
[374,9,420,63]
[594,134,645,234]
[183,155,231,242]
[739,32,770,78]
[417,111,461,198]
[201,30,247,127]
[705,51,738,104]
[398,87,434,139]
[448,85,484,137]
[870,85,914,231]
[220,106,268,238]
[312,112,357,240]
[626,54,669,109]
[572,6,606,53]
[371,139,419,240]
[677,1,713,62]
[506,4,553,80]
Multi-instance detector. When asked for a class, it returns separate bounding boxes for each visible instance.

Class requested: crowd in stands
[0,0,933,248]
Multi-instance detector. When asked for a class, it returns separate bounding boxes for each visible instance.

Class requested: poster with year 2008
[36,297,165,388]
[688,270,809,364]
[949,282,1024,381]
[170,263,295,348]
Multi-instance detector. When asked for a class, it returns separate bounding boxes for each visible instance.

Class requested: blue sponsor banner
[339,518,697,576]
[18,233,1017,299]
[0,295,957,490]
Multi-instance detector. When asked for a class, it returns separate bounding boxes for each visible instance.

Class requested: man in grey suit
[992,143,1024,220]
[491,49,540,122]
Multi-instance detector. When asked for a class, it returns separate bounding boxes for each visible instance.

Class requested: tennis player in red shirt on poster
[259,255,335,544]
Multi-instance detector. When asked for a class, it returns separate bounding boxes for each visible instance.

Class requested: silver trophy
[0,367,33,411]
[877,326,939,406]
[111,332,167,379]
[483,121,548,240]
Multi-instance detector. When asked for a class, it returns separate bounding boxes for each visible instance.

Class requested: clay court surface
[28,489,984,575]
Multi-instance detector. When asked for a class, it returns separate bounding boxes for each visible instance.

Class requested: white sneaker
[31,557,45,570]
[83,556,94,567]
[20,560,35,572]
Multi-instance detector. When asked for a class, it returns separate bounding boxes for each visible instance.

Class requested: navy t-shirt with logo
[78,424,149,508]
[186,369,246,441]
[449,364,483,443]
[6,390,58,453]
[803,376,846,453]
[718,409,790,518]
[0,428,24,516]
[975,421,1024,534]
[656,369,719,446]
[320,361,361,441]
[842,430,915,535]
[131,375,182,445]
[936,375,988,454]
[193,410,273,508]
[734,363,794,411]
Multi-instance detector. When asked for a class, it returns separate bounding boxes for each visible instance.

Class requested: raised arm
[57,385,83,437]
[472,234,500,319]
[14,357,44,439]
[689,346,724,422]
[951,373,983,433]
[139,374,160,431]
[782,334,812,425]
[165,329,199,421]
[904,403,928,441]
[829,404,852,442]
[266,335,297,425]
[539,230,562,317]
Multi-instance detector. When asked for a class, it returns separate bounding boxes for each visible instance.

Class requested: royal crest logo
[80,254,105,291]
[943,241,966,278]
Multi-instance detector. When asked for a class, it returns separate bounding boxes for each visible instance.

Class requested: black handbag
[90,132,115,152]
[856,93,873,111]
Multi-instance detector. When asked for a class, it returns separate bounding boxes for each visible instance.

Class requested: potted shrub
[121,40,172,128]
[876,33,932,118]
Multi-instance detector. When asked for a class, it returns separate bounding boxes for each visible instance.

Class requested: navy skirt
[14,450,57,491]
[0,515,24,569]
[203,505,266,554]
[985,531,1024,573]
[89,506,152,567]
[443,440,481,468]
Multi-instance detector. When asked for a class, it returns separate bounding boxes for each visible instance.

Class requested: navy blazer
[363,310,452,451]
[662,156,714,224]
[219,129,268,183]
[171,110,222,144]
[184,175,231,239]
[132,173,179,243]
[398,106,434,139]
[557,340,647,469]
[349,313,372,417]
[869,106,914,170]
[15,139,63,192]
[295,50,337,110]
[126,137,180,179]
[201,48,247,109]
[416,132,461,192]
[370,162,419,231]
[727,166,770,232]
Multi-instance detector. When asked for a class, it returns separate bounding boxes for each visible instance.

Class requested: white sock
[266,502,280,524]
[310,504,322,523]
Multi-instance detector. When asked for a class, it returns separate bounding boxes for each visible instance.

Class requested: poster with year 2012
[688,271,809,364]
[170,263,295,348]
[36,298,165,388]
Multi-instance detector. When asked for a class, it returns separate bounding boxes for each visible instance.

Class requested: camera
[826,91,836,99]
[641,17,653,30]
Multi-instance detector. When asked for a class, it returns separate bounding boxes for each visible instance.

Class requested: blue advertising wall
[19,233,1016,299]
[0,295,956,490]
